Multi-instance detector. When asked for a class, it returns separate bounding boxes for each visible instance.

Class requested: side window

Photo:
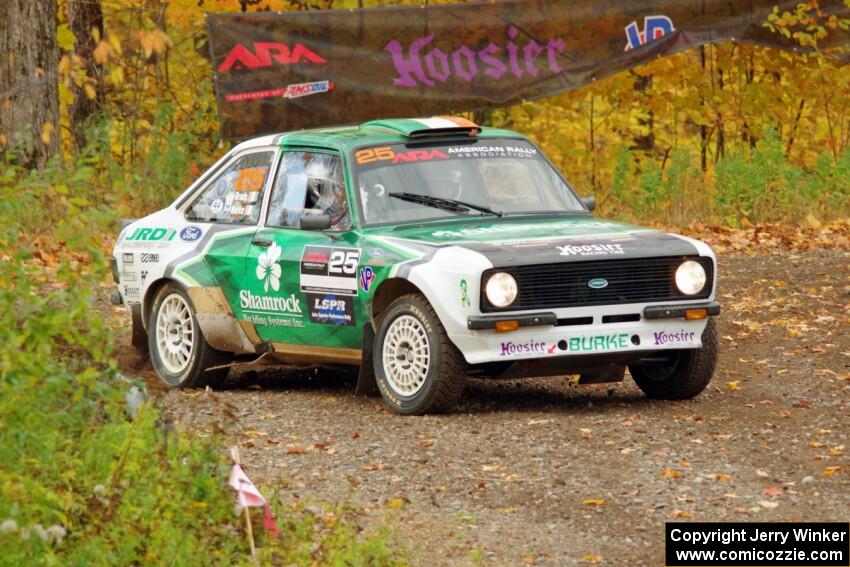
[186,151,274,224]
[266,152,351,231]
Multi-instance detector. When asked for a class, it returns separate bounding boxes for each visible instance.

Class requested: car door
[241,149,363,350]
[181,149,278,308]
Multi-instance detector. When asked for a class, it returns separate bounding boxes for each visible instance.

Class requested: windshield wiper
[388,192,502,217]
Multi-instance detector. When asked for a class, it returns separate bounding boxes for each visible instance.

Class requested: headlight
[675,260,707,296]
[485,272,518,308]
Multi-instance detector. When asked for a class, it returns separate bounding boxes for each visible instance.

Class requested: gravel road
[110,250,850,566]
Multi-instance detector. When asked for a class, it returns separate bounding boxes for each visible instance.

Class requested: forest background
[0,0,847,563]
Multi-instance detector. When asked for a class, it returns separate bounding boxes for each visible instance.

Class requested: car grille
[481,256,713,312]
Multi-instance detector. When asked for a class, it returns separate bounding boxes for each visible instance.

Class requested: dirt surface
[104,250,850,566]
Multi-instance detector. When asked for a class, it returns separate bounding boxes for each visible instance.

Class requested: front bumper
[455,301,719,365]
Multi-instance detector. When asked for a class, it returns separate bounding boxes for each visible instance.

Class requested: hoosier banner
[207,0,850,139]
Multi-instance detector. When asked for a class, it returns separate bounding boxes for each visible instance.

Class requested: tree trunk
[67,0,104,150]
[0,0,60,169]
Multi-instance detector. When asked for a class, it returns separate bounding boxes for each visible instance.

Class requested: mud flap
[579,366,626,385]
[130,304,148,353]
[355,323,379,396]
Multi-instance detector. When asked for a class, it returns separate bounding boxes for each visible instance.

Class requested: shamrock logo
[256,242,282,292]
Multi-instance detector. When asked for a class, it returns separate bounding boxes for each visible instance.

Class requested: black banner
[666,523,850,567]
[207,0,850,139]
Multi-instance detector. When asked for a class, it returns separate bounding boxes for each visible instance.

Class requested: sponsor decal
[370,248,384,257]
[140,252,160,263]
[447,145,537,159]
[239,290,302,315]
[500,340,547,357]
[217,42,326,72]
[122,252,134,265]
[625,16,675,51]
[300,246,360,296]
[385,25,566,88]
[355,146,449,165]
[121,271,138,282]
[211,199,224,213]
[180,225,203,242]
[125,227,176,242]
[308,294,355,326]
[123,284,140,301]
[224,81,334,103]
[560,333,630,353]
[460,279,471,308]
[359,267,376,292]
[653,329,697,347]
[256,242,283,293]
[140,270,149,284]
[557,243,625,257]
[588,278,609,289]
[431,221,621,239]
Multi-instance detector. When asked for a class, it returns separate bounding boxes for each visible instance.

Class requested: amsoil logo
[218,42,326,72]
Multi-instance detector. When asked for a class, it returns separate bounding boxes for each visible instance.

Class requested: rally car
[112,116,719,415]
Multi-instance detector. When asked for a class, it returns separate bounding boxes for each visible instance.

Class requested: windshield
[353,138,585,226]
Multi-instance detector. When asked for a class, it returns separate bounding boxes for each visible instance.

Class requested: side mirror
[300,214,332,231]
[581,196,596,212]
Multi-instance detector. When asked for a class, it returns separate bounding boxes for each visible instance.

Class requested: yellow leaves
[138,29,172,59]
[57,24,76,51]
[84,84,97,100]
[40,122,55,145]
[0,133,6,147]
[58,55,71,76]
[93,41,111,64]
[386,497,406,509]
[581,554,603,563]
[582,499,605,507]
[661,468,683,479]
[671,509,692,519]
[823,466,841,477]
[726,381,742,391]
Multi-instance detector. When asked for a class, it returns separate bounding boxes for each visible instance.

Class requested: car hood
[379,216,700,267]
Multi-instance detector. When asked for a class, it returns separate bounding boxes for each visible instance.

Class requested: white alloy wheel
[382,314,432,397]
[155,292,195,375]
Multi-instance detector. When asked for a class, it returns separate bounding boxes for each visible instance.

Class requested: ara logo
[625,16,675,51]
[218,42,327,72]
[179,225,203,242]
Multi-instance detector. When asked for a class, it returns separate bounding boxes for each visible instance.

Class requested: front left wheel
[148,283,231,389]
[374,293,466,415]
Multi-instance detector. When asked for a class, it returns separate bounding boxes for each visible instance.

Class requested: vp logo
[625,16,675,52]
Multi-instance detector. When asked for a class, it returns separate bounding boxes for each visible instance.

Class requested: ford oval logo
[588,278,609,289]
[180,226,203,242]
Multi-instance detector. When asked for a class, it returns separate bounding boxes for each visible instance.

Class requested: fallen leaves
[823,466,841,477]
[761,486,784,497]
[661,468,683,480]
[582,499,605,507]
[726,381,742,391]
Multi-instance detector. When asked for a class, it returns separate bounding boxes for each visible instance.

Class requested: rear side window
[186,151,274,224]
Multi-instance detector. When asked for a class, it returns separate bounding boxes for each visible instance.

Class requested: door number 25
[328,250,360,276]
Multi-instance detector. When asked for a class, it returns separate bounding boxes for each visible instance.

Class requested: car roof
[229,117,524,154]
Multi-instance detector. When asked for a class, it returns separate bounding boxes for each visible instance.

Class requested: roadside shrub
[0,151,405,565]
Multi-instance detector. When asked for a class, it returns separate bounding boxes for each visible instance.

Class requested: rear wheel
[148,283,231,389]
[374,293,466,415]
[629,319,718,399]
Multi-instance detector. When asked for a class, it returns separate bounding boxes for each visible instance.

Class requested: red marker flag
[228,454,280,538]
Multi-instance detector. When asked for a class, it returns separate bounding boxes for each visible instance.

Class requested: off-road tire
[630,318,718,400]
[374,293,466,415]
[148,283,231,389]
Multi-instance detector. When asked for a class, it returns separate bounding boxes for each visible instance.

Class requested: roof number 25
[328,250,360,275]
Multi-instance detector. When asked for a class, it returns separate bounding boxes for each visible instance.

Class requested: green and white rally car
[112,116,720,414]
